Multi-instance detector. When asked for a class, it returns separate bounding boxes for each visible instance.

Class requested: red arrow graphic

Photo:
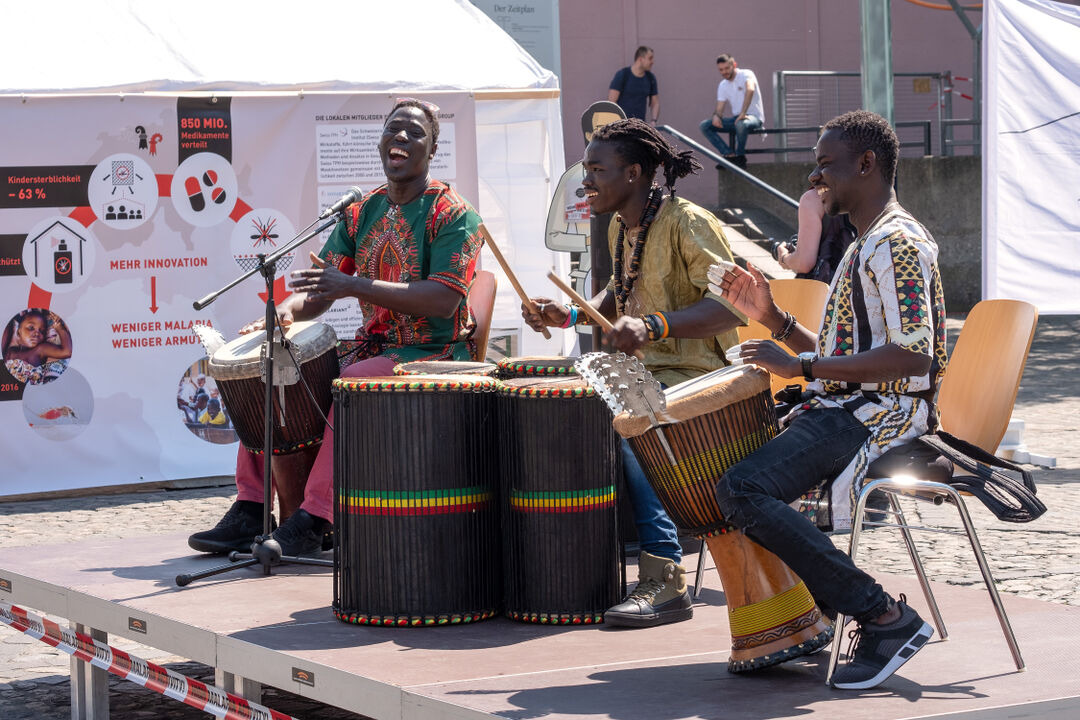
[257,275,292,305]
[149,276,159,314]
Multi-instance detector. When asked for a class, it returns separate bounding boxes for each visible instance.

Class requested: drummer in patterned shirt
[713,110,947,690]
[189,97,484,558]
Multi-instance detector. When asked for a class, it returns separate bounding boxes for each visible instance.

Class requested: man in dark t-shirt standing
[608,46,659,124]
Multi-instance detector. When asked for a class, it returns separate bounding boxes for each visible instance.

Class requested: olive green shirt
[606,196,744,387]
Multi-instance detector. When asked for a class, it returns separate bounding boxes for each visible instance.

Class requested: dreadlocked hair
[823,110,898,185]
[590,118,701,196]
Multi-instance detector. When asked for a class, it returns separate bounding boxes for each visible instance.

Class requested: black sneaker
[188,500,272,554]
[271,509,330,557]
[832,598,933,690]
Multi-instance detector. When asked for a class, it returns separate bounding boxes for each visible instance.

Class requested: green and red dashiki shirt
[318,180,483,364]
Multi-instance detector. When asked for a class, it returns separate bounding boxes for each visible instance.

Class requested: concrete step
[711,210,794,281]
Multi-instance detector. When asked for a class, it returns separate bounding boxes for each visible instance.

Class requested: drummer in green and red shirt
[188,98,484,558]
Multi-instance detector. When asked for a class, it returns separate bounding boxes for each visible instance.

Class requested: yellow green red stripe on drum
[340,487,492,515]
[509,486,616,513]
[645,426,775,490]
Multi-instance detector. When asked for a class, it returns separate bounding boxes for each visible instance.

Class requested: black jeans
[715,408,892,624]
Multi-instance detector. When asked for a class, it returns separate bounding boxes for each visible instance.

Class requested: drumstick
[477,224,551,340]
[545,271,645,360]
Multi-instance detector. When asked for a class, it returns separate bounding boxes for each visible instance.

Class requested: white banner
[985,0,1080,313]
[0,92,477,495]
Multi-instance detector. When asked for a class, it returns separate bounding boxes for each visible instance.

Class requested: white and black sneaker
[832,597,933,690]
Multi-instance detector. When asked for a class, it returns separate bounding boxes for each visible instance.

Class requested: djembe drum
[331,375,501,627]
[496,355,578,379]
[613,365,833,672]
[393,360,497,376]
[208,321,339,520]
[498,376,621,624]
[208,321,338,454]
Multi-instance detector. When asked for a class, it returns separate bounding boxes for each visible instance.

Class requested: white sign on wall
[470,0,561,77]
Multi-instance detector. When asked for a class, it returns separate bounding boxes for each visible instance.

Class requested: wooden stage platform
[1,532,1078,719]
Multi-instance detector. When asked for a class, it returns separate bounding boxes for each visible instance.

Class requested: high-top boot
[604,551,693,628]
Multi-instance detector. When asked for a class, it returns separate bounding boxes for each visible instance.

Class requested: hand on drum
[603,315,649,355]
[725,339,800,378]
[239,308,295,336]
[521,296,567,331]
[707,261,775,324]
[289,252,357,303]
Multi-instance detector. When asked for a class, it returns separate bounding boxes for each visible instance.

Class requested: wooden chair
[468,269,498,362]
[824,298,1039,685]
[736,278,830,396]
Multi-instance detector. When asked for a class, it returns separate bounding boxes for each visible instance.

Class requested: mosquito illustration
[250,216,280,247]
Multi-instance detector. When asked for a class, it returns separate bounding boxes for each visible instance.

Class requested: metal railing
[724,121,932,161]
[658,124,798,209]
[774,70,979,157]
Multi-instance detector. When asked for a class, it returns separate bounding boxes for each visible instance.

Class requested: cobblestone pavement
[1,315,1078,719]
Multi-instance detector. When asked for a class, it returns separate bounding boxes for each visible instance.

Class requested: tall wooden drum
[613,365,833,672]
[331,375,501,627]
[498,376,621,624]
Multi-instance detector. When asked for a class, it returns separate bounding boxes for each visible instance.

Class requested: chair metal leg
[825,486,873,685]
[886,490,949,640]
[693,538,707,598]
[825,477,1025,684]
[948,486,1026,671]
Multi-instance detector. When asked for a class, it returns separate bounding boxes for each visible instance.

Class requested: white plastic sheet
[985,0,1080,313]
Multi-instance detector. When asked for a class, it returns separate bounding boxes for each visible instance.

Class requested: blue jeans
[715,408,892,624]
[621,439,682,563]
[699,115,763,156]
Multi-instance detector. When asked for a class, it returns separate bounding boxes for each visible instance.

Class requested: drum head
[334,374,498,394]
[208,321,337,379]
[497,356,579,379]
[393,361,497,377]
[613,365,771,437]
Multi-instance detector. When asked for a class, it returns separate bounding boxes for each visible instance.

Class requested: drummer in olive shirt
[523,118,744,628]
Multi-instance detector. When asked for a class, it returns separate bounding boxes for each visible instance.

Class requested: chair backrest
[468,269,498,362]
[736,278,830,395]
[937,299,1038,453]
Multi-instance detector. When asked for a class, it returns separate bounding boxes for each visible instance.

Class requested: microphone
[318,186,363,219]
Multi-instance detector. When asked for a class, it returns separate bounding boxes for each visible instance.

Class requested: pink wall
[559,0,983,205]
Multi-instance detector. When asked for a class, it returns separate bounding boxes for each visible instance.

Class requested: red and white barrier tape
[0,601,298,720]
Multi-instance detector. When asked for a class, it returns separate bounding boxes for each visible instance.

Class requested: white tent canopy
[5,0,568,358]
[0,0,567,494]
[4,0,558,93]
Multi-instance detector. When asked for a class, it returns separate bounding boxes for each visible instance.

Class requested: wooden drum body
[613,365,832,672]
[208,321,338,455]
[331,375,500,627]
[496,355,578,380]
[498,377,620,624]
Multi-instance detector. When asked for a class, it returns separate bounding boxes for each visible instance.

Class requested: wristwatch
[798,351,817,381]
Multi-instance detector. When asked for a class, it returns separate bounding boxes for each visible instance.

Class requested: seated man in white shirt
[699,54,765,169]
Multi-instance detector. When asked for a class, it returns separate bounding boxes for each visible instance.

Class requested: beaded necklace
[613,184,663,316]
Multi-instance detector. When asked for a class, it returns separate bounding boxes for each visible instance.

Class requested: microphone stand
[177,212,342,587]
